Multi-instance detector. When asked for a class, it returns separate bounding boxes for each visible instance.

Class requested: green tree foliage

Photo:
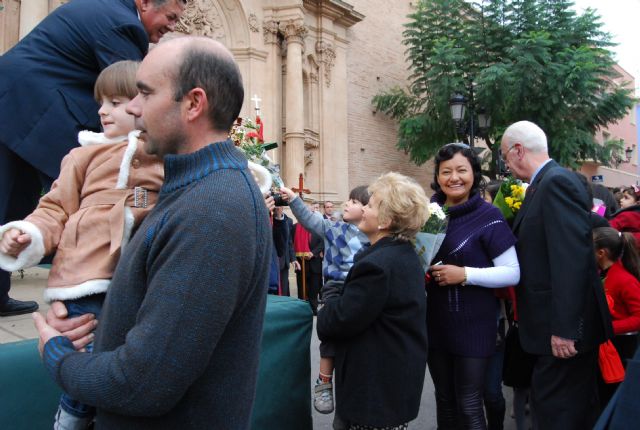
[373,0,636,174]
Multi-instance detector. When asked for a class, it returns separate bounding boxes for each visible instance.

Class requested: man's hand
[264,193,275,213]
[551,335,577,359]
[0,228,31,257]
[33,312,63,357]
[293,260,301,271]
[46,301,97,351]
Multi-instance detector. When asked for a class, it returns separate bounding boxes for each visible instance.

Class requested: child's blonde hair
[368,172,430,241]
[94,60,139,101]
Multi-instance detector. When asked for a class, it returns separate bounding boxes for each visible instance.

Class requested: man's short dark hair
[349,185,370,205]
[173,47,244,132]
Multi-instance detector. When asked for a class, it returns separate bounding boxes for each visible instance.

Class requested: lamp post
[448,91,491,148]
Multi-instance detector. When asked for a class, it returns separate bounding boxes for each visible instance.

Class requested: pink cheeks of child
[98,96,135,139]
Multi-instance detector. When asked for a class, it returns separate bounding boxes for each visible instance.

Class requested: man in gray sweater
[33,37,272,429]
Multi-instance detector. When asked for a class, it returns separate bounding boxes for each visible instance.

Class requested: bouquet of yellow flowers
[493,176,527,223]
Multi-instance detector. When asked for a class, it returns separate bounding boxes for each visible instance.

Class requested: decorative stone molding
[278,19,307,45]
[175,0,226,43]
[248,13,259,33]
[309,71,319,84]
[262,19,279,45]
[315,40,336,87]
[304,130,320,166]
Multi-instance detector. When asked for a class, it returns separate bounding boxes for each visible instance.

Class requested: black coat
[273,215,295,270]
[308,230,324,274]
[317,237,428,427]
[513,160,612,355]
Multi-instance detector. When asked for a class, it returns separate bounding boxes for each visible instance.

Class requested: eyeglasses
[501,145,516,163]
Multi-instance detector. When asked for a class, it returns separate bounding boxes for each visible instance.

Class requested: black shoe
[0,298,39,317]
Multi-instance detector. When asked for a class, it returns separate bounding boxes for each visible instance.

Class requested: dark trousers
[531,349,599,430]
[295,258,322,313]
[428,348,489,430]
[484,341,506,430]
[279,267,290,296]
[0,144,52,306]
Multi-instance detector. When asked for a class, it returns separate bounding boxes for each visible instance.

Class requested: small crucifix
[291,173,311,198]
[251,94,262,116]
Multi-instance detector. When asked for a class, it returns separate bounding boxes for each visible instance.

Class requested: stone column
[280,19,307,188]
[19,0,48,39]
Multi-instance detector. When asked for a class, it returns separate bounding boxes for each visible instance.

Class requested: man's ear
[183,88,208,122]
[139,0,152,13]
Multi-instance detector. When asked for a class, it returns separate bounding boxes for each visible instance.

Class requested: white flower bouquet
[414,202,448,273]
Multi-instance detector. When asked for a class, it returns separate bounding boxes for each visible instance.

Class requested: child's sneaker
[313,381,334,414]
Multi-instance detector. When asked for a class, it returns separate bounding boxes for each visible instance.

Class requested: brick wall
[346,0,435,194]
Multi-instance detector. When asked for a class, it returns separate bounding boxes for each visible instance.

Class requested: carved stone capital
[262,19,279,44]
[315,40,336,87]
[279,20,307,45]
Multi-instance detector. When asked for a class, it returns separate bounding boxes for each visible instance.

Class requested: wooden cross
[291,173,311,198]
[251,94,262,115]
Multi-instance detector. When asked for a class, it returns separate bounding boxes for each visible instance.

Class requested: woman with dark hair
[609,186,640,248]
[593,227,640,407]
[427,143,520,430]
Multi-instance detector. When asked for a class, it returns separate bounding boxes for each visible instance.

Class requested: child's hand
[279,187,296,202]
[0,228,32,257]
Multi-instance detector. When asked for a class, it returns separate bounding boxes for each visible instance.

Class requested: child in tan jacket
[0,60,163,430]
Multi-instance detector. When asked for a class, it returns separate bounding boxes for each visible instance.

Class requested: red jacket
[604,261,640,335]
[609,207,640,248]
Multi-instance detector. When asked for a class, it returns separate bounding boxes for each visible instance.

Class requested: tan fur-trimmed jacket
[0,131,163,302]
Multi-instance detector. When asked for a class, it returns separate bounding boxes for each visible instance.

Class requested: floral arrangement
[493,176,527,223]
[414,202,448,273]
[230,117,283,193]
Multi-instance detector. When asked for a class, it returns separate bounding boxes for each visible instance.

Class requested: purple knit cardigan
[427,192,516,357]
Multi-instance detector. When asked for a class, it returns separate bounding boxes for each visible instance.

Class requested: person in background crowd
[593,227,640,408]
[592,183,619,219]
[273,206,299,296]
[323,201,335,220]
[33,36,271,429]
[427,143,520,430]
[609,186,640,248]
[501,120,612,430]
[317,172,430,430]
[0,0,186,317]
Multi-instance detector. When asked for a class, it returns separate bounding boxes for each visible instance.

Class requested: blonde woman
[317,172,429,430]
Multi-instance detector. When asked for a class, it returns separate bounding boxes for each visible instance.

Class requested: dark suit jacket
[0,0,148,179]
[273,214,295,270]
[317,237,428,426]
[513,160,612,355]
[309,230,324,274]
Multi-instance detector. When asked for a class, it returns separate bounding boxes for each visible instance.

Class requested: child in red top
[593,227,640,407]
[609,187,640,248]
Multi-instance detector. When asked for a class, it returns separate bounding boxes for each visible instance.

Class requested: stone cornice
[302,0,364,27]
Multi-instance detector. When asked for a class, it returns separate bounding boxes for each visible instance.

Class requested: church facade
[0,0,433,204]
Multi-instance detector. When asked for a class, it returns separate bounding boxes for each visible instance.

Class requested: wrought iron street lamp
[448,92,490,148]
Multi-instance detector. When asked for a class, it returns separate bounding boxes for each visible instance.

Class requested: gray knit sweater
[43,140,271,429]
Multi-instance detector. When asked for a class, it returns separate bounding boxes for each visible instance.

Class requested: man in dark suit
[0,0,186,316]
[273,207,299,296]
[502,121,612,429]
